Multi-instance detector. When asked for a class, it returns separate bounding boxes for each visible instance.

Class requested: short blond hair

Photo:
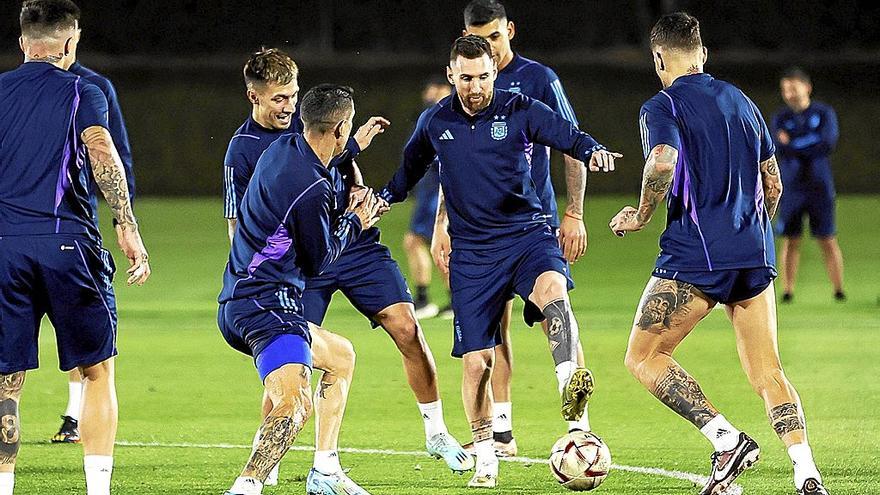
[243,48,298,88]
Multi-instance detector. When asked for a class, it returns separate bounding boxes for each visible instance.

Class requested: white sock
[0,472,14,495]
[65,380,83,421]
[418,400,448,438]
[313,450,342,475]
[492,402,512,433]
[568,403,591,432]
[229,476,262,495]
[788,443,821,488]
[555,361,578,394]
[474,439,496,466]
[83,455,113,495]
[251,429,279,485]
[699,415,741,452]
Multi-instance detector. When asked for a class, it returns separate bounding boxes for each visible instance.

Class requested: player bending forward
[218,85,383,495]
[610,12,828,495]
[380,35,621,488]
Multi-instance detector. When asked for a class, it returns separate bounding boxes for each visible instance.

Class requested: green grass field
[15,196,880,494]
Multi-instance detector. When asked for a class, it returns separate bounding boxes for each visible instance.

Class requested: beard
[461,92,491,114]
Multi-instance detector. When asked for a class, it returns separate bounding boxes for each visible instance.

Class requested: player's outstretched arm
[430,187,451,275]
[82,125,151,286]
[609,144,678,237]
[352,116,390,151]
[760,155,783,219]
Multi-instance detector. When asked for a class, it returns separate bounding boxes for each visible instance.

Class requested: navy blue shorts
[218,290,312,381]
[450,227,570,357]
[302,240,412,327]
[0,235,117,373]
[652,267,777,305]
[409,186,440,241]
[775,189,836,238]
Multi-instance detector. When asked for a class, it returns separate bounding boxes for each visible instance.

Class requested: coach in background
[772,68,845,303]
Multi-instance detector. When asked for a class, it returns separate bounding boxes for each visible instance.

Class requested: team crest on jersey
[491,121,508,140]
[509,81,522,93]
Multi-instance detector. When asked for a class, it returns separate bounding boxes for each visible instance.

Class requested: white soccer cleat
[426,432,475,473]
[305,468,371,495]
[467,459,499,488]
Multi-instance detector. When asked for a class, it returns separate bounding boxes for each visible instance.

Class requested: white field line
[115,440,742,494]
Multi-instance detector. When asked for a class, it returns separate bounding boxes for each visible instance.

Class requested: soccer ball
[549,431,611,491]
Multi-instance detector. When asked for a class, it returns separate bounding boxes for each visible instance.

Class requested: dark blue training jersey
[69,62,136,209]
[771,102,838,196]
[219,134,363,302]
[496,54,580,228]
[223,115,300,219]
[639,73,776,272]
[380,89,604,250]
[0,62,109,239]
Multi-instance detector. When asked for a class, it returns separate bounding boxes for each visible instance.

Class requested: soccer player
[772,67,845,303]
[380,35,620,488]
[610,13,829,495]
[223,49,383,493]
[218,84,383,495]
[453,0,595,456]
[51,5,138,446]
[1,1,151,494]
[402,77,451,320]
[224,52,472,477]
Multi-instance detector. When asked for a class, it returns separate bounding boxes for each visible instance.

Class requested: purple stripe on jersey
[679,143,714,271]
[247,224,292,275]
[54,78,82,232]
[755,173,769,265]
[240,178,328,280]
[660,90,713,270]
[520,130,534,168]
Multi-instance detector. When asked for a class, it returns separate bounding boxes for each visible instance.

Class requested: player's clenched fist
[609,205,644,237]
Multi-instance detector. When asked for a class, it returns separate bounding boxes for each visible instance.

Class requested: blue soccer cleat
[305,468,371,495]
[426,432,475,473]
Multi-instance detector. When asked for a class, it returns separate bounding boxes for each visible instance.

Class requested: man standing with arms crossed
[0,1,151,494]
[772,67,845,303]
[611,13,829,495]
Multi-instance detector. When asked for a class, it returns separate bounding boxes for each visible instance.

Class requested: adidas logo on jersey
[439,129,454,141]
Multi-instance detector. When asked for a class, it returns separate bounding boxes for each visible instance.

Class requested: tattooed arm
[609,144,678,235]
[760,155,783,219]
[430,187,452,274]
[558,155,588,262]
[82,126,151,285]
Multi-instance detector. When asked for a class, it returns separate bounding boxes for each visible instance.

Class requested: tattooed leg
[242,364,312,481]
[726,283,807,447]
[461,350,494,444]
[310,327,355,453]
[625,277,718,428]
[653,365,718,428]
[0,373,24,470]
[769,402,806,440]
